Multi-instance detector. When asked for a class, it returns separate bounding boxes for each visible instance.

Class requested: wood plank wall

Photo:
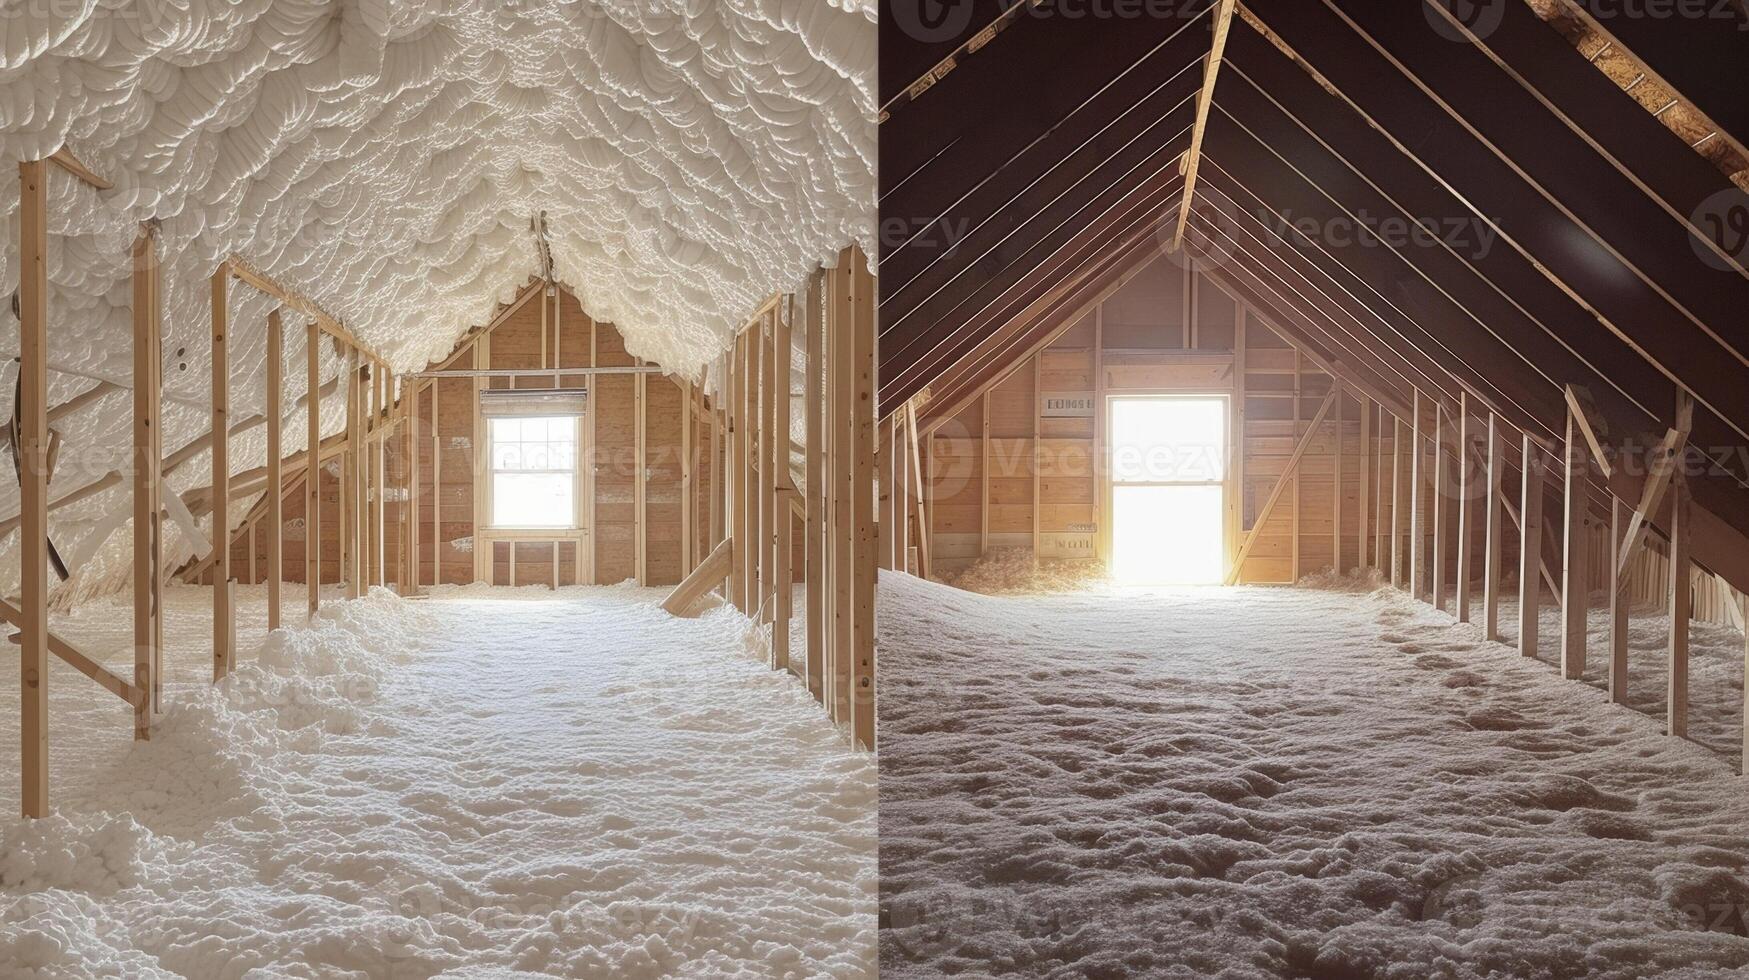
[235,284,708,590]
[924,256,1517,585]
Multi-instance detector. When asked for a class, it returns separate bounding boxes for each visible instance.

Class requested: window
[1107,396,1227,585]
[489,416,577,528]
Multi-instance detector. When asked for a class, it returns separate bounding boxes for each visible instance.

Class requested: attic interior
[875,0,1749,975]
[0,3,877,975]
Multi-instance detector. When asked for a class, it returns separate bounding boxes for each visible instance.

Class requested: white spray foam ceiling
[0,0,875,597]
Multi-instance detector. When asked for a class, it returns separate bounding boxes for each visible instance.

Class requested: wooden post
[681,378,694,576]
[18,160,50,816]
[1455,394,1472,623]
[848,247,876,752]
[211,264,233,681]
[1432,401,1446,610]
[907,402,931,580]
[1391,414,1404,586]
[1561,407,1589,680]
[1483,412,1504,641]
[760,316,776,621]
[1609,497,1629,702]
[1332,388,1343,574]
[132,225,164,741]
[375,368,387,588]
[732,333,748,612]
[773,304,793,671]
[1668,468,1691,737]
[307,321,321,615]
[830,266,855,726]
[266,311,283,629]
[405,380,419,596]
[1229,308,1246,579]
[980,391,991,558]
[635,369,648,587]
[1520,434,1543,660]
[804,274,826,700]
[1357,394,1370,574]
[1410,391,1424,599]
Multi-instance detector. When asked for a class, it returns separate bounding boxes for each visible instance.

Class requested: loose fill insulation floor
[0,584,876,978]
[878,572,1749,979]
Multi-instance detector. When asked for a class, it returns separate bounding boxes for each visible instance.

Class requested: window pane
[1109,398,1225,483]
[1111,484,1223,584]
[493,473,574,526]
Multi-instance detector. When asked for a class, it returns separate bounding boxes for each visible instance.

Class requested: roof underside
[878,0,1749,592]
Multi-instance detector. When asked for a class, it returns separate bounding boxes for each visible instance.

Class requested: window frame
[485,414,584,531]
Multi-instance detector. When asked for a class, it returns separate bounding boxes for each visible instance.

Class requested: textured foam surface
[0,0,874,598]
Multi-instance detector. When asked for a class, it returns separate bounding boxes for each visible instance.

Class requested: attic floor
[0,583,876,977]
[877,572,1749,979]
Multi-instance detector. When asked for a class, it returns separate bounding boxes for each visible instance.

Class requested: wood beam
[1668,469,1691,737]
[131,224,164,739]
[1520,435,1545,660]
[211,264,233,681]
[1561,406,1592,680]
[306,320,321,615]
[1172,0,1237,250]
[804,273,825,701]
[1227,389,1338,582]
[266,312,283,630]
[1483,412,1505,642]
[661,539,732,616]
[17,160,50,817]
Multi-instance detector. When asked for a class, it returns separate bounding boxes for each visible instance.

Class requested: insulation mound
[0,585,876,976]
[939,547,1109,596]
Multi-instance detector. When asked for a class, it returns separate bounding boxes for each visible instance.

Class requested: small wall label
[1041,391,1094,418]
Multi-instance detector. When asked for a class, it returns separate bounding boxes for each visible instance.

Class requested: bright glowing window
[489,416,577,528]
[1108,397,1226,585]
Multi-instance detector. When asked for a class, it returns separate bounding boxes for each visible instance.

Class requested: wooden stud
[1333,387,1343,573]
[907,401,931,580]
[1609,497,1629,703]
[1230,308,1246,579]
[266,311,283,629]
[663,539,733,615]
[375,368,387,588]
[1484,412,1505,641]
[635,369,648,587]
[980,391,991,557]
[1668,468,1691,737]
[1520,434,1543,660]
[848,247,877,752]
[681,379,694,576]
[211,264,233,681]
[1391,414,1404,587]
[1410,391,1425,600]
[307,320,321,614]
[1357,393,1371,574]
[1228,390,1340,580]
[1455,395,1472,623]
[1561,406,1590,680]
[774,305,793,671]
[830,265,855,727]
[18,160,50,816]
[132,225,164,740]
[804,275,826,699]
[1433,401,1447,611]
[1373,403,1385,572]
[406,380,419,596]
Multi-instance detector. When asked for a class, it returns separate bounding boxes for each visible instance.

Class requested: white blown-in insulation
[0,0,875,600]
